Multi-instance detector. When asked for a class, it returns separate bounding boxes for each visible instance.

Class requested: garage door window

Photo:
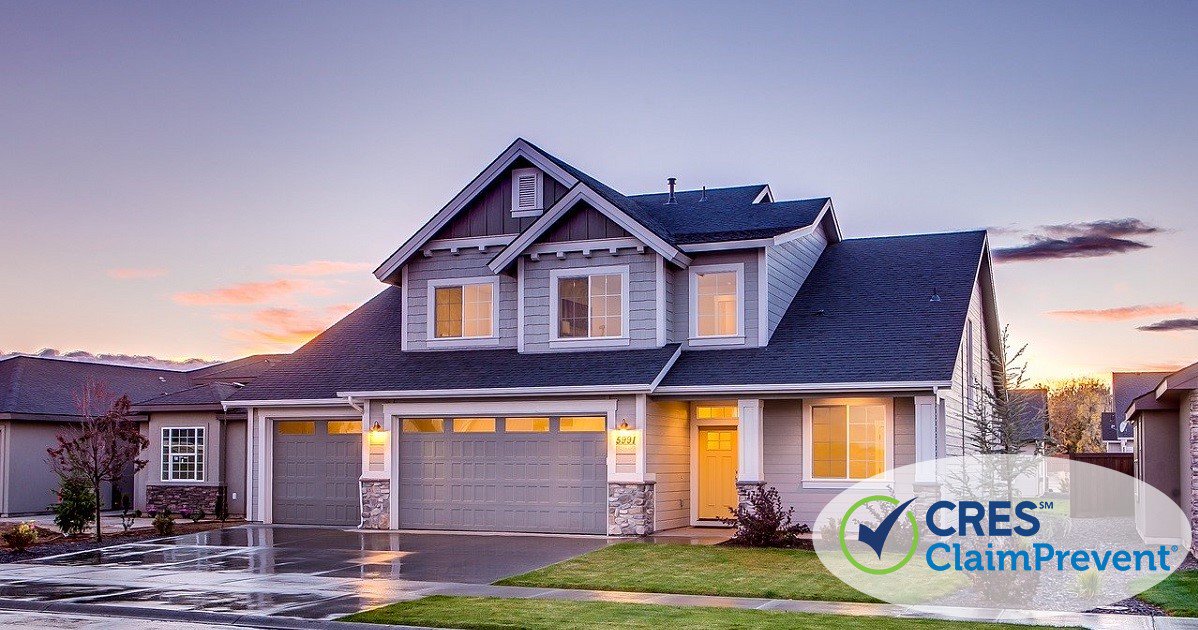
[505,417,549,432]
[402,418,444,433]
[276,421,315,435]
[161,427,205,482]
[559,416,606,432]
[453,418,496,433]
[327,421,362,435]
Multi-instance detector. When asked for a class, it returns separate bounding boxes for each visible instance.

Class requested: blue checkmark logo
[839,495,921,575]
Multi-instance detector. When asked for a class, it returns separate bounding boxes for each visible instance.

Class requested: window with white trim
[807,402,888,480]
[689,263,744,341]
[432,281,494,339]
[511,167,543,216]
[161,427,205,482]
[553,270,625,339]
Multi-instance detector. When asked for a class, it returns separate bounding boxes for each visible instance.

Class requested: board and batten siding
[522,250,659,352]
[670,250,761,349]
[542,203,630,242]
[645,399,690,530]
[763,397,916,525]
[765,226,828,339]
[944,279,993,457]
[432,163,569,239]
[403,248,518,351]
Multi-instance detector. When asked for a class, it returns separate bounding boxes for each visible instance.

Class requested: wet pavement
[0,525,611,620]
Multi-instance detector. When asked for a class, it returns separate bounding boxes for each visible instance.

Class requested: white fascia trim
[339,384,653,399]
[488,184,690,273]
[655,254,666,346]
[400,265,410,351]
[223,398,351,409]
[654,381,951,395]
[771,200,835,246]
[422,234,517,256]
[380,398,619,419]
[517,256,526,352]
[758,248,769,346]
[525,237,646,258]
[752,185,774,204]
[649,345,683,390]
[374,139,579,281]
[678,238,775,253]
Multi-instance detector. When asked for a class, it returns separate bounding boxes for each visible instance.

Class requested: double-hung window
[806,400,890,482]
[430,278,495,340]
[161,427,205,482]
[551,266,628,342]
[689,263,744,343]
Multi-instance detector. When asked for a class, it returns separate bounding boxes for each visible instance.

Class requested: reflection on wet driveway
[0,525,608,620]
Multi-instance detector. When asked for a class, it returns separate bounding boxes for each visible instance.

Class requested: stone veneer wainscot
[146,484,220,515]
[360,479,390,529]
[608,481,654,535]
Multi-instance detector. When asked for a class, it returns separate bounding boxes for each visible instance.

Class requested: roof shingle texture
[0,357,195,417]
[1111,371,1169,435]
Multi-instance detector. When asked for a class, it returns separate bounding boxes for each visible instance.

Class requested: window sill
[154,479,209,485]
[425,336,501,349]
[688,335,746,347]
[548,336,631,349]
[802,479,893,489]
[511,209,544,218]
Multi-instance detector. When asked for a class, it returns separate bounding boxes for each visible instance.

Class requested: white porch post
[914,395,938,483]
[737,399,765,484]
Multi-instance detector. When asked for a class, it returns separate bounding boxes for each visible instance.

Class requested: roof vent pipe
[699,186,707,202]
[666,177,676,204]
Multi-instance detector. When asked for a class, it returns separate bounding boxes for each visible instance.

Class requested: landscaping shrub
[50,476,96,536]
[186,509,205,523]
[722,485,810,547]
[1,522,39,552]
[119,496,141,533]
[152,507,175,536]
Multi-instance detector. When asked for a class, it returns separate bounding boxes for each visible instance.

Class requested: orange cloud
[173,279,310,306]
[223,304,356,350]
[107,267,168,279]
[268,260,373,276]
[1045,303,1192,322]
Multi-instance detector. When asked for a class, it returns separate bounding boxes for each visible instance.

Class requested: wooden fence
[1066,452,1134,517]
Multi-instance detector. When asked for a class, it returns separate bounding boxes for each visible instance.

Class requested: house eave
[653,380,951,396]
[222,398,352,410]
[338,384,655,399]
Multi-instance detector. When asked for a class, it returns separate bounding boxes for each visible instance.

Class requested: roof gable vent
[511,167,544,217]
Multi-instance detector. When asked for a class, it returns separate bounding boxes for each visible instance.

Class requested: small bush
[186,509,205,524]
[119,497,141,533]
[50,477,96,536]
[1,522,39,552]
[721,485,810,547]
[214,493,230,523]
[152,507,175,536]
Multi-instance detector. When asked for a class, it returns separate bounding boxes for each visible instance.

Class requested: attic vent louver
[666,177,677,204]
[511,167,543,216]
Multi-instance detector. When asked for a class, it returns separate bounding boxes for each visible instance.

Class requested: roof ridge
[841,229,988,242]
[627,184,768,198]
[0,353,193,372]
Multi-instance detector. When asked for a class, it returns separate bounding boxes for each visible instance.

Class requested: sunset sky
[2,2,1195,383]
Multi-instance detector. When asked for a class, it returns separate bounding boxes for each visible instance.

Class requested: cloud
[1046,303,1193,322]
[268,260,373,277]
[1137,318,1198,332]
[173,279,317,306]
[107,267,168,279]
[992,218,1161,263]
[223,304,356,349]
[0,348,217,370]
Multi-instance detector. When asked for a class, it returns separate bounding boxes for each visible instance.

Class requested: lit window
[402,418,444,433]
[276,421,315,435]
[810,404,887,480]
[559,416,606,432]
[694,270,739,337]
[557,273,623,338]
[327,421,362,435]
[695,404,738,420]
[434,282,493,339]
[161,427,205,482]
[453,418,496,433]
[505,417,549,432]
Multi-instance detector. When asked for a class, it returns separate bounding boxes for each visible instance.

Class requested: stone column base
[360,479,391,529]
[146,484,221,516]
[608,481,655,536]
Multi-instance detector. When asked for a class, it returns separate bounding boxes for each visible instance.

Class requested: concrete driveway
[0,525,610,621]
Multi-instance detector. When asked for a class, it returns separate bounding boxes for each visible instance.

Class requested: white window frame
[161,426,206,482]
[548,264,630,349]
[426,276,500,347]
[801,397,894,488]
[511,167,544,218]
[688,262,745,346]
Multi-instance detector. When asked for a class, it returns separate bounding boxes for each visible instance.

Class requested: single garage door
[399,415,607,534]
[272,420,361,526]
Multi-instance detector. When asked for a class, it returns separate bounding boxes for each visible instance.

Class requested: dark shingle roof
[1112,371,1168,424]
[1009,388,1048,442]
[0,356,195,418]
[188,354,285,383]
[132,382,242,409]
[228,288,680,401]
[661,230,987,387]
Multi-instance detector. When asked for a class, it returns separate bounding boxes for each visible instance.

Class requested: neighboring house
[226,138,1002,535]
[1125,361,1198,544]
[1106,372,1163,453]
[0,354,281,516]
[1009,388,1048,452]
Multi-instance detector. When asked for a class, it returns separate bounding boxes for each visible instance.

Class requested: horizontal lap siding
[405,249,518,351]
[944,281,991,457]
[671,250,760,348]
[766,227,827,339]
[523,250,659,352]
[646,399,690,530]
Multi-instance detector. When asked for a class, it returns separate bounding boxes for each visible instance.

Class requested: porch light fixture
[617,420,631,430]
[368,421,388,445]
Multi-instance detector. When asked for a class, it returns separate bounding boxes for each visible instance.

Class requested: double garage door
[272,415,608,534]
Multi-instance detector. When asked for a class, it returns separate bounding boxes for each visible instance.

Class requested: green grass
[493,542,961,602]
[342,596,1065,629]
[1137,570,1198,616]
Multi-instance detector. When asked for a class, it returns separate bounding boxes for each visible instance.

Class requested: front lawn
[1137,570,1198,616]
[343,596,1067,629]
[496,541,961,602]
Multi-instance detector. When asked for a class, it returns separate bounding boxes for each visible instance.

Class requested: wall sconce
[617,420,631,430]
[368,421,389,445]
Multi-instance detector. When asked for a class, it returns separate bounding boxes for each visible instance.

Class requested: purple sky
[2,1,1196,382]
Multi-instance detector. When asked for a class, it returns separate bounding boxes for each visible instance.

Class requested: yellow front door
[698,427,738,520]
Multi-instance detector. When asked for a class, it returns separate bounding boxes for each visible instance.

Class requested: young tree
[967,326,1041,454]
[46,381,149,542]
[1045,378,1107,454]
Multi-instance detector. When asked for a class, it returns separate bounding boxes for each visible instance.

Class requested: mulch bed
[0,520,237,563]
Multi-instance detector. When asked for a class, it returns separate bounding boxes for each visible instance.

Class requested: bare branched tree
[967,326,1042,454]
[46,380,149,542]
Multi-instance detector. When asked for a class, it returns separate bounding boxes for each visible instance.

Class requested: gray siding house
[227,139,1002,535]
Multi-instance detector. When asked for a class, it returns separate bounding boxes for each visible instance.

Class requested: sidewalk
[0,511,129,535]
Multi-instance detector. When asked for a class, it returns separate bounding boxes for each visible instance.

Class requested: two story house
[226,139,1001,535]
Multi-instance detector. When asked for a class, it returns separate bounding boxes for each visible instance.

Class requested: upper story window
[549,265,629,345]
[161,427,205,482]
[511,167,544,217]
[689,263,744,344]
[428,277,496,341]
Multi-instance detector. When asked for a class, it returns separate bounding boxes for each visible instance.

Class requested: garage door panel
[272,420,361,526]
